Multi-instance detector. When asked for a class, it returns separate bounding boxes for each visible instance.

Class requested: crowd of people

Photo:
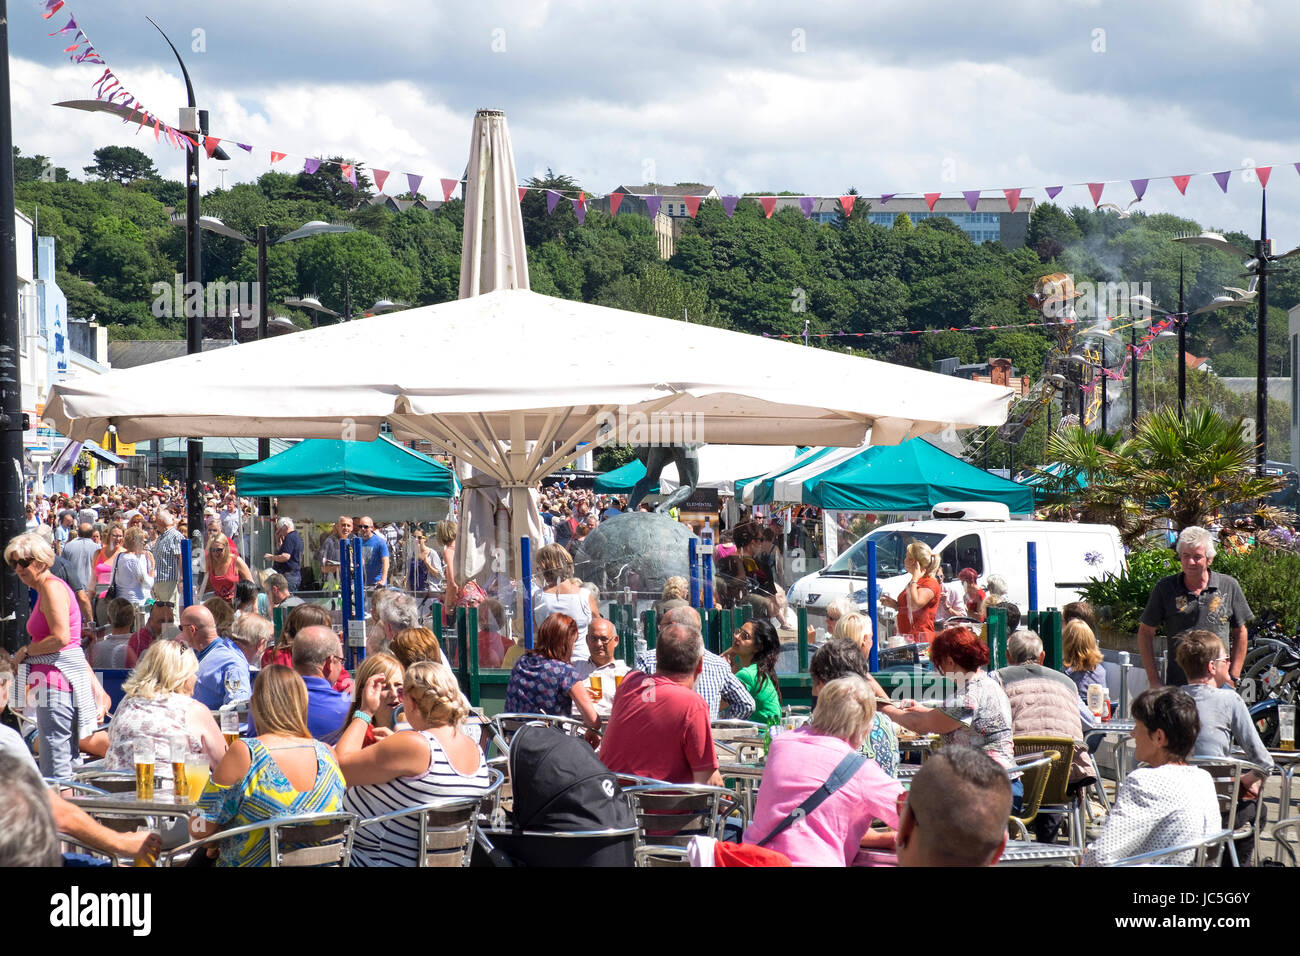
[0,479,1281,869]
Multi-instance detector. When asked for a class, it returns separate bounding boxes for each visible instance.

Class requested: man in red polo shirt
[599,623,722,786]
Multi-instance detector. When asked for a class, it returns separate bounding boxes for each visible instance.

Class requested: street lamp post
[1174,199,1300,473]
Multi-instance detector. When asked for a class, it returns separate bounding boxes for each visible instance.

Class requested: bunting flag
[1046,186,1063,199]
[340,163,356,187]
[798,196,815,219]
[42,0,64,18]
[880,193,895,206]
[203,136,221,159]
[440,177,458,201]
[406,173,422,196]
[270,151,287,165]
[962,190,980,211]
[1258,166,1272,189]
[1130,178,1148,201]
[237,143,252,152]
[48,15,77,35]
[1087,182,1105,206]
[608,191,625,216]
[372,168,389,191]
[684,195,702,217]
[924,192,940,211]
[721,195,739,218]
[839,195,856,217]
[1213,171,1231,192]
[1003,188,1021,213]
[546,189,561,213]
[572,197,586,225]
[645,195,663,218]
[303,158,321,175]
[758,196,777,218]
[517,186,527,202]
[1173,175,1191,195]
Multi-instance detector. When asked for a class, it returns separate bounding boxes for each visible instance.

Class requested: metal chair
[1014,736,1084,846]
[44,778,110,797]
[357,796,482,866]
[70,769,138,793]
[1007,752,1057,841]
[1189,756,1252,867]
[1267,815,1300,866]
[622,783,745,867]
[712,719,766,762]
[159,811,358,867]
[1108,828,1234,867]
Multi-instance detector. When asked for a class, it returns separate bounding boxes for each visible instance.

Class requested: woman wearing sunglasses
[5,532,99,779]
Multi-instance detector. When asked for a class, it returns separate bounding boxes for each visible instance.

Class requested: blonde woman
[877,541,941,642]
[199,531,253,604]
[832,612,874,659]
[92,522,126,624]
[340,652,405,747]
[531,543,600,663]
[191,665,346,867]
[104,641,227,779]
[338,660,491,867]
[1062,618,1107,702]
[655,576,690,619]
[434,521,458,624]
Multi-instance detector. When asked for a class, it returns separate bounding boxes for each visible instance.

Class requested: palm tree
[1035,407,1289,545]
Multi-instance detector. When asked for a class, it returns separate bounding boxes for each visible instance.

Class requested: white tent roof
[657,444,800,495]
[45,289,1014,466]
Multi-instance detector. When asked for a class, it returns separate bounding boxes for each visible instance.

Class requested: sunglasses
[8,557,35,569]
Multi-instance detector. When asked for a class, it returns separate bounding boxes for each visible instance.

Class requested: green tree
[83,146,158,185]
[1026,202,1081,263]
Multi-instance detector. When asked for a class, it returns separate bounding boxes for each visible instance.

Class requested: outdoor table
[69,787,196,819]
[719,761,765,821]
[996,840,1082,866]
[1085,719,1136,782]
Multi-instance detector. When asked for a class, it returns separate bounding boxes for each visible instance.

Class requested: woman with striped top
[338,660,490,866]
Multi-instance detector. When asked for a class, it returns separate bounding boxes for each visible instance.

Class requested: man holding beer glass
[573,618,628,720]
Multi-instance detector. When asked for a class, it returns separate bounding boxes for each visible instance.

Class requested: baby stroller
[476,724,637,867]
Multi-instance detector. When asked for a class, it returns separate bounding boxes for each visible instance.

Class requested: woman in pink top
[744,675,903,866]
[5,532,98,778]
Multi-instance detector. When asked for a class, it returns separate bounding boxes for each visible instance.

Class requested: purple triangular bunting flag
[546,190,561,214]
[962,190,980,211]
[406,173,422,196]
[1130,178,1149,201]
[303,158,321,175]
[1213,170,1231,193]
[237,143,252,152]
[880,193,895,206]
[798,196,815,219]
[1046,186,1063,199]
[721,195,739,218]
[571,197,585,225]
[645,195,663,218]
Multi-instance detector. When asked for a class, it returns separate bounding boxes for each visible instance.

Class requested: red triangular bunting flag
[441,178,458,201]
[372,169,389,192]
[270,151,287,165]
[1258,166,1272,189]
[924,192,940,211]
[1087,182,1105,206]
[759,196,777,218]
[340,163,356,187]
[203,136,220,159]
[1003,188,1021,213]
[684,195,702,217]
[839,195,856,217]
[518,186,527,202]
[1172,174,1191,195]
[608,192,625,216]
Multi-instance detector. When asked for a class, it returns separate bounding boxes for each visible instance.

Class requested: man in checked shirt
[636,605,755,720]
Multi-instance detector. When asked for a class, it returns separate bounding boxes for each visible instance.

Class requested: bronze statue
[627,444,701,512]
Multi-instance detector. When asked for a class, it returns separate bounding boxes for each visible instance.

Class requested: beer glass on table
[134,742,155,801]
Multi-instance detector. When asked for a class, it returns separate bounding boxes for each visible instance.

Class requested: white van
[787,502,1125,619]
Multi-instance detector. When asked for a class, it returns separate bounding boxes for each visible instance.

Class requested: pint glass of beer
[589,674,603,701]
[219,707,240,745]
[134,742,155,801]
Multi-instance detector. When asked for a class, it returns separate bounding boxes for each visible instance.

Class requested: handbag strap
[756,750,867,847]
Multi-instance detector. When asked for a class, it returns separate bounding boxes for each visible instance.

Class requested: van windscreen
[823,530,945,577]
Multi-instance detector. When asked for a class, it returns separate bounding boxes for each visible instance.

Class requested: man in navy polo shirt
[246,626,350,744]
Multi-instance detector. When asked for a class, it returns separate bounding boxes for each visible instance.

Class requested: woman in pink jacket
[744,675,903,866]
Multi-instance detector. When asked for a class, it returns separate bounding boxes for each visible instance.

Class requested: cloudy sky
[10,0,1300,247]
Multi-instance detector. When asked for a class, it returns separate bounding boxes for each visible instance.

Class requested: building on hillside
[865,196,1034,247]
[596,184,722,259]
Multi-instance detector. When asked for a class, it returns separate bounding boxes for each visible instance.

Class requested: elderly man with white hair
[265,517,304,592]
[1138,525,1253,688]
